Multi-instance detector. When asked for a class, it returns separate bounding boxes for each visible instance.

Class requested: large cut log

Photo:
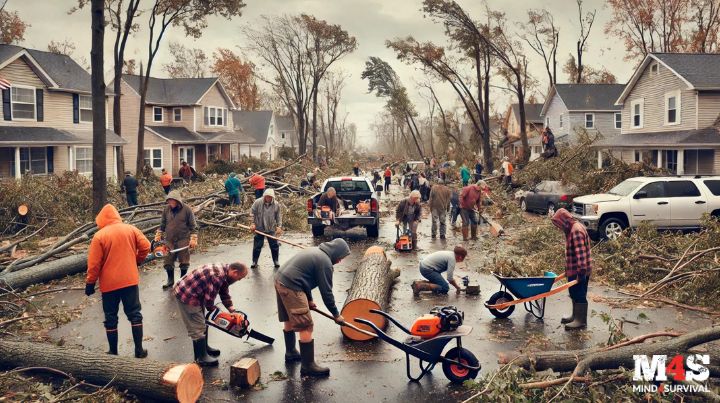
[0,340,203,402]
[341,246,399,341]
[0,253,88,290]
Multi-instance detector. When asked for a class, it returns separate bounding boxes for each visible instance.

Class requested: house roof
[147,126,208,144]
[232,110,273,144]
[511,103,544,123]
[511,136,543,146]
[554,84,624,112]
[0,44,97,93]
[0,126,125,145]
[276,115,295,131]
[592,126,720,148]
[122,74,233,106]
[198,130,241,144]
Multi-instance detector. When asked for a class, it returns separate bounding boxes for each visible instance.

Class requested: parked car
[307,177,380,238]
[572,176,720,240]
[519,181,579,216]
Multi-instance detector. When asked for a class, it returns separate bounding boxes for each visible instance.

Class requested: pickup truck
[572,176,720,240]
[307,177,380,238]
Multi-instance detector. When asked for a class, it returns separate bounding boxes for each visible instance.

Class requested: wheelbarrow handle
[310,307,377,338]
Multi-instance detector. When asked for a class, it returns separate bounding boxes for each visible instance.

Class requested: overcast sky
[10,0,634,146]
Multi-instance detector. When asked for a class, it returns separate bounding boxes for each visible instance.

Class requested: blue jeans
[229,193,241,205]
[568,276,590,303]
[420,266,449,294]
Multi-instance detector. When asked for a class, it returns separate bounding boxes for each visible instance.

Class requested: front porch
[597,148,717,175]
[0,145,122,180]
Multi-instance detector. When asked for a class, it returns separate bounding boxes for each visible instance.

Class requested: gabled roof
[592,126,720,148]
[511,103,543,124]
[122,74,234,107]
[0,126,125,145]
[147,126,208,144]
[232,110,274,145]
[0,44,97,93]
[542,83,624,115]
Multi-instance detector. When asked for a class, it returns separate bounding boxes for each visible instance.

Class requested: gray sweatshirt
[251,196,282,232]
[274,238,350,316]
[419,250,456,280]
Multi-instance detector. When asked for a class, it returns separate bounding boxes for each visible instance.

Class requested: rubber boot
[299,340,330,377]
[560,301,576,324]
[283,331,301,362]
[106,329,118,355]
[565,303,588,330]
[193,338,218,367]
[412,281,438,296]
[470,224,478,240]
[205,327,220,357]
[131,323,148,358]
[411,238,418,251]
[179,264,189,280]
[162,265,174,290]
[461,226,469,241]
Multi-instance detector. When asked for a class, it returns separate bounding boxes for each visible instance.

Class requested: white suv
[572,176,720,240]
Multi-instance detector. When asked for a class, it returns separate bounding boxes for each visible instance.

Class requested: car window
[704,180,720,196]
[325,180,371,192]
[535,182,547,192]
[608,180,642,196]
[666,181,701,197]
[638,182,666,198]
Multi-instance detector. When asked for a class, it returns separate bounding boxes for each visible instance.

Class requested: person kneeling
[412,246,467,295]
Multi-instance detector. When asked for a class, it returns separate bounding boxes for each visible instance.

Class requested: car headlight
[584,204,599,215]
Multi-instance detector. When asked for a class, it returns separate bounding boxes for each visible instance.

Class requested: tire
[442,347,480,384]
[547,202,556,217]
[599,217,626,240]
[311,225,324,237]
[520,198,527,212]
[487,291,515,319]
[366,223,379,238]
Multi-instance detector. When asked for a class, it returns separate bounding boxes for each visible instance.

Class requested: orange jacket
[249,174,265,190]
[160,172,173,187]
[86,204,151,293]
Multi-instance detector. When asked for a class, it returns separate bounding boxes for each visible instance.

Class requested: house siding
[544,94,569,138]
[568,111,619,140]
[697,91,720,127]
[199,84,233,131]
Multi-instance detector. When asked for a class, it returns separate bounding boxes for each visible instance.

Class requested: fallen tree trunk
[0,253,88,290]
[340,246,399,341]
[0,340,203,402]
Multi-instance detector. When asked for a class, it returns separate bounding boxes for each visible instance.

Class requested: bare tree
[574,0,596,84]
[163,41,209,78]
[322,70,347,156]
[91,0,107,213]
[522,9,559,88]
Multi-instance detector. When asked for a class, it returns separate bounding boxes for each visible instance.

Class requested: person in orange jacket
[249,173,266,199]
[160,168,173,195]
[85,204,151,358]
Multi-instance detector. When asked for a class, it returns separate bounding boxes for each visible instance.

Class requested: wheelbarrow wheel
[442,347,480,384]
[487,291,515,318]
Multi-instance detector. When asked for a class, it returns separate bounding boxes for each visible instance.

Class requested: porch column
[657,150,663,169]
[676,149,684,175]
[597,150,602,169]
[14,147,21,179]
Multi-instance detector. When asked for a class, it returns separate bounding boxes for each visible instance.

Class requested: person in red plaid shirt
[551,208,592,330]
[174,262,248,366]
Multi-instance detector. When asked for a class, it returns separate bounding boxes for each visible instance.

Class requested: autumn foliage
[212,48,261,111]
[0,8,28,45]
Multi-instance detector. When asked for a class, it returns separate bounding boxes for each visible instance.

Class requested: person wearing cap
[156,190,199,289]
[411,246,467,295]
[395,190,422,249]
[160,168,173,195]
[459,180,486,241]
[224,172,243,206]
[249,172,266,199]
[121,171,139,207]
[274,238,350,376]
[249,188,282,269]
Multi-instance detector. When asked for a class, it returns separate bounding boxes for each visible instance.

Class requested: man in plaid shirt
[174,262,248,366]
[551,208,592,330]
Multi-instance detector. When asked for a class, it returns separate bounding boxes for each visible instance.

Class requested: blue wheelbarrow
[484,272,578,319]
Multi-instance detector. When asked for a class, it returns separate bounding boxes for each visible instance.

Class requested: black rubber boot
[179,264,189,279]
[193,338,218,367]
[299,340,329,377]
[470,224,478,240]
[205,327,220,357]
[162,265,174,290]
[106,329,118,355]
[565,303,588,330]
[561,301,576,324]
[283,331,301,362]
[131,323,148,358]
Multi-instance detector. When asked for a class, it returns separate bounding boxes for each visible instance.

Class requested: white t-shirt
[502,161,511,176]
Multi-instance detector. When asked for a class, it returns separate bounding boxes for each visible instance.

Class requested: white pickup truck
[572,176,720,240]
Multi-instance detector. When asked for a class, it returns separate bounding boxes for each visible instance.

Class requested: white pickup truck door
[630,181,671,227]
[665,180,707,227]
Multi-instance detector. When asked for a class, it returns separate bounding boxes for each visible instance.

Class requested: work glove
[395,221,400,227]
[154,230,163,242]
[334,314,345,324]
[276,227,283,236]
[308,301,317,309]
[85,283,96,296]
[189,234,198,249]
[249,224,256,232]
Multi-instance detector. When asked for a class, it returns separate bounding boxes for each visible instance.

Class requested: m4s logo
[633,354,710,382]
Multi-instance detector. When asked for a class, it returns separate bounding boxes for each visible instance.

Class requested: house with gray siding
[540,83,624,144]
[504,103,543,161]
[594,53,720,175]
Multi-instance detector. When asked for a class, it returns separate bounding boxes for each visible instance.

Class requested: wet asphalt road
[48,189,713,402]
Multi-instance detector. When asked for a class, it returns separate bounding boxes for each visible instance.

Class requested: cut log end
[163,363,204,403]
[364,246,386,257]
[230,358,260,388]
[340,298,384,341]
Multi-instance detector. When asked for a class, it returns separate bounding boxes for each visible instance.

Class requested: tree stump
[0,340,203,402]
[230,358,260,388]
[340,246,399,341]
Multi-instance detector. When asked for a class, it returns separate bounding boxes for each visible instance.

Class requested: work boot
[560,301,576,324]
[411,239,418,250]
[411,281,438,296]
[162,266,174,290]
[274,261,281,269]
[565,303,588,330]
[106,329,118,355]
[192,338,218,367]
[470,225,478,240]
[179,264,189,279]
[461,226,469,241]
[131,323,148,358]
[299,340,330,377]
[205,327,220,357]
[251,262,258,269]
[283,330,301,362]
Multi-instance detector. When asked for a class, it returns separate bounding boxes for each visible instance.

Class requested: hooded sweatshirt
[160,190,198,247]
[251,191,282,232]
[551,208,592,280]
[224,173,242,196]
[86,204,151,293]
[274,238,350,316]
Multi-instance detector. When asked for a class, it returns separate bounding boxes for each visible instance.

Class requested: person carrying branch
[85,204,151,358]
[224,172,243,206]
[274,238,350,377]
[551,208,592,330]
[250,188,282,269]
[174,262,249,366]
[396,190,422,249]
[156,190,199,290]
[411,246,467,295]
[460,180,485,241]
[249,172,266,199]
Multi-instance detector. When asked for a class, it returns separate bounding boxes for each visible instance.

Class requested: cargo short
[275,280,313,331]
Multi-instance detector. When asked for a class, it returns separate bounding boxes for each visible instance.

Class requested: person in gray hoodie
[249,188,282,269]
[274,238,350,377]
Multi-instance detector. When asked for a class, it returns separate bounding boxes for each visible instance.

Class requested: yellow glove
[154,230,163,242]
[189,234,198,249]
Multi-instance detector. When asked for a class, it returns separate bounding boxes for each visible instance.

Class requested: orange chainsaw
[205,306,274,344]
[141,240,189,265]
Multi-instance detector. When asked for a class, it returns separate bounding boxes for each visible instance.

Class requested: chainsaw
[205,306,275,345]
[141,240,190,265]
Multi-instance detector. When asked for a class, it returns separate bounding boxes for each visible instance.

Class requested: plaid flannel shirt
[565,222,592,279]
[174,263,233,311]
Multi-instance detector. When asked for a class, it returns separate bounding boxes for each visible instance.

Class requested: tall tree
[135,0,245,174]
[574,0,596,84]
[688,0,720,52]
[522,9,559,88]
[91,0,107,213]
[321,70,347,156]
[163,41,209,78]
[0,0,27,44]
[212,48,261,110]
[563,54,617,84]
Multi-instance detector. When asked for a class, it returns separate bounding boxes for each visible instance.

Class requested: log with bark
[340,246,399,341]
[0,253,88,290]
[0,340,203,402]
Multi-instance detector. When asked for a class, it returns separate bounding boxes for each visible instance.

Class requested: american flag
[0,77,11,90]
